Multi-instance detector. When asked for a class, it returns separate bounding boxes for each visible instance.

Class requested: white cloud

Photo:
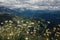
[0,0,6,2]
[26,0,39,4]
[0,0,60,10]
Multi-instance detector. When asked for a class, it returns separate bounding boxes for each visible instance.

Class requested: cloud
[0,0,60,10]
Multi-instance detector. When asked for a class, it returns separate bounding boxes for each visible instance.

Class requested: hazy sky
[0,0,60,10]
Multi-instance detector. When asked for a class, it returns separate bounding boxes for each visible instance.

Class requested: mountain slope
[0,6,60,25]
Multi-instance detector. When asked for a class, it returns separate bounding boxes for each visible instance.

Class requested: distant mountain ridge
[0,6,60,24]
